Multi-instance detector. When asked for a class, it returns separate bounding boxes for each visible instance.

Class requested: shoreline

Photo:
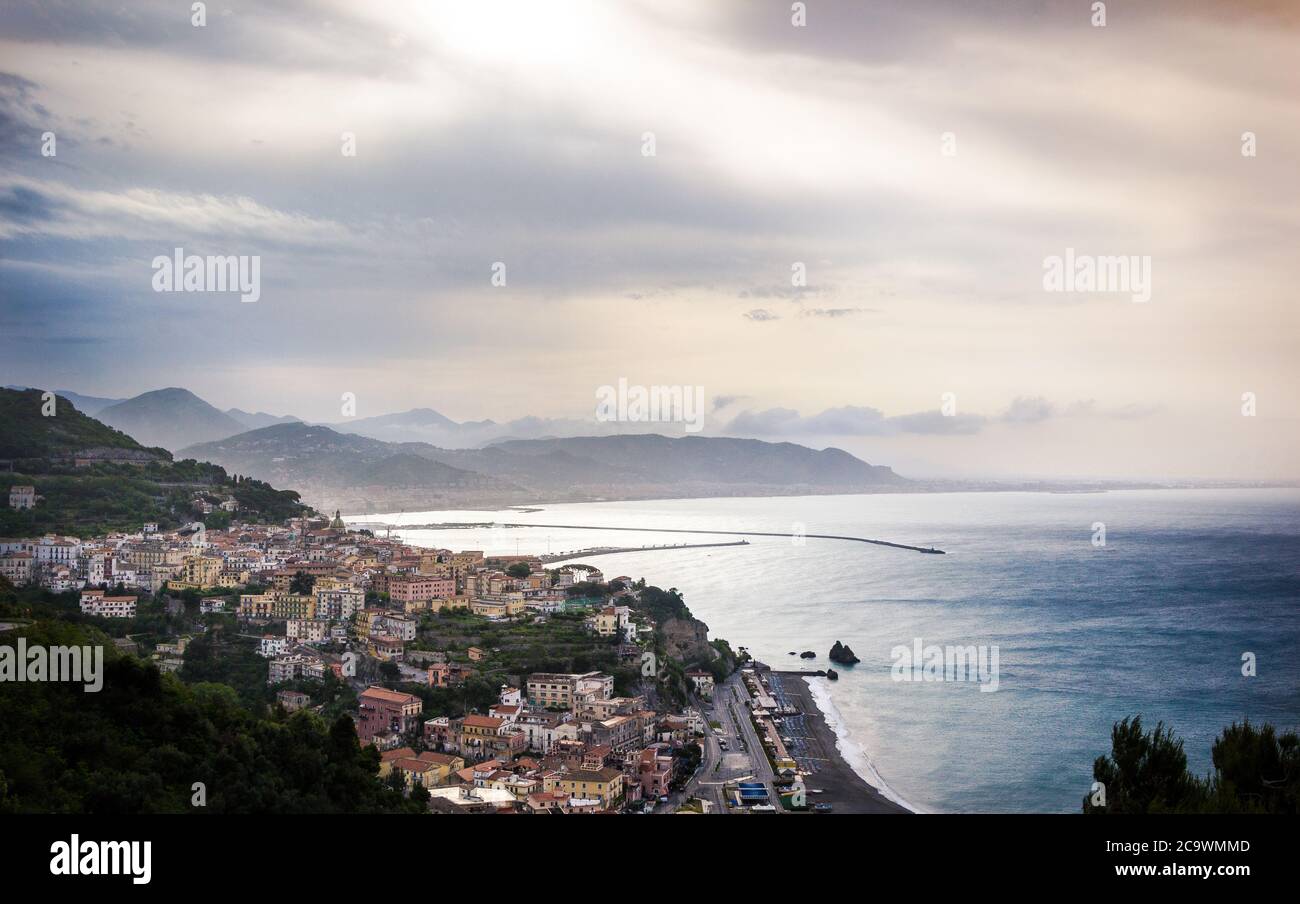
[765,671,915,814]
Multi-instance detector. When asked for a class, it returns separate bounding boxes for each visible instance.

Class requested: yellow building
[168,554,222,591]
[379,749,465,789]
[237,592,275,618]
[471,596,526,618]
[550,768,624,808]
[271,592,317,620]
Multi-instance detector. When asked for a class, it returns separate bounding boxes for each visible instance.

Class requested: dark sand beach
[767,671,912,814]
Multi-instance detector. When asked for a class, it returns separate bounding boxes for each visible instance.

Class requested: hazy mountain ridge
[226,408,302,430]
[180,421,905,512]
[96,388,248,451]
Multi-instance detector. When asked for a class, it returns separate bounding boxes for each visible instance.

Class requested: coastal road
[726,677,784,811]
[695,672,784,813]
[662,672,782,814]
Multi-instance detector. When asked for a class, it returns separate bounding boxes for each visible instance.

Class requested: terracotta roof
[462,714,504,729]
[359,686,420,705]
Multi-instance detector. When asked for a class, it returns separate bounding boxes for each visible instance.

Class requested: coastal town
[0,493,902,814]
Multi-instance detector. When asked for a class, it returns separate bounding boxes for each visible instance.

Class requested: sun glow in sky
[0,0,1297,479]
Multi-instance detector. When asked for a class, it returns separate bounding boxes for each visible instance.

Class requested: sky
[1,0,1297,480]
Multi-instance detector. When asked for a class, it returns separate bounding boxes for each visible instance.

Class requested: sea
[353,488,1300,813]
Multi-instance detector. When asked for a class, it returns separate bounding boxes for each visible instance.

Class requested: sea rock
[826,668,839,680]
[799,651,816,659]
[828,640,860,665]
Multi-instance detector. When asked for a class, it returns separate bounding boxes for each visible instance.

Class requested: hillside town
[0,505,790,814]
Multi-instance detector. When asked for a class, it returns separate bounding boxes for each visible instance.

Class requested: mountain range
[4,384,906,511]
[180,421,905,512]
[6,385,662,451]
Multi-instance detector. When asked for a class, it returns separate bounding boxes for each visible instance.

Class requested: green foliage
[0,388,310,536]
[1084,715,1299,814]
[0,388,160,460]
[1206,720,1300,813]
[0,619,420,814]
[289,570,316,595]
[636,585,691,623]
[229,475,307,523]
[505,562,531,579]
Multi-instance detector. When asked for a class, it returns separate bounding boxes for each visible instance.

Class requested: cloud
[799,307,875,318]
[711,394,747,411]
[0,1,1293,479]
[726,404,986,437]
[1000,396,1054,424]
[722,394,1158,437]
[0,176,354,247]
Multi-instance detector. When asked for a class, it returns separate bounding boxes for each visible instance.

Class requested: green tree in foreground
[1084,715,1298,814]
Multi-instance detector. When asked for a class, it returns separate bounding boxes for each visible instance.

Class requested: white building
[259,636,289,658]
[286,618,328,643]
[79,591,137,618]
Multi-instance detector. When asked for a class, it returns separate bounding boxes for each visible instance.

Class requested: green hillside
[0,388,166,461]
[0,387,311,536]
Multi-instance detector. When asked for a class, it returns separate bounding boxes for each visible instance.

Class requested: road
[660,671,783,814]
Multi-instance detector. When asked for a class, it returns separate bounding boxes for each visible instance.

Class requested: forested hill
[0,581,419,814]
[0,387,311,536]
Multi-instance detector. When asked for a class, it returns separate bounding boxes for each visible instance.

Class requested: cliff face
[661,617,712,663]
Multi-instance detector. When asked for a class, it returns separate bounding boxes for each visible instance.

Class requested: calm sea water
[358,489,1300,813]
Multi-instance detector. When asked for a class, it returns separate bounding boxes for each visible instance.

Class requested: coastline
[766,671,916,814]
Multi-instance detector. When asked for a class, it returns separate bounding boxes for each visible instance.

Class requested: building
[0,551,32,584]
[686,669,715,699]
[426,785,516,814]
[171,554,222,590]
[379,749,465,789]
[316,588,364,621]
[268,654,313,684]
[79,590,136,618]
[526,671,614,710]
[630,745,675,800]
[271,592,317,621]
[259,636,289,658]
[586,713,647,755]
[286,618,328,643]
[590,604,631,637]
[276,689,311,712]
[549,767,625,809]
[386,574,455,604]
[8,485,36,510]
[515,710,580,754]
[356,686,423,741]
[238,593,275,619]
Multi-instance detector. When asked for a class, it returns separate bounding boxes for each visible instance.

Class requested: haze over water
[361,488,1300,813]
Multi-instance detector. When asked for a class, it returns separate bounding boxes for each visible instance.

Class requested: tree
[506,562,531,579]
[289,570,315,595]
[1207,720,1299,814]
[1085,716,1206,814]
